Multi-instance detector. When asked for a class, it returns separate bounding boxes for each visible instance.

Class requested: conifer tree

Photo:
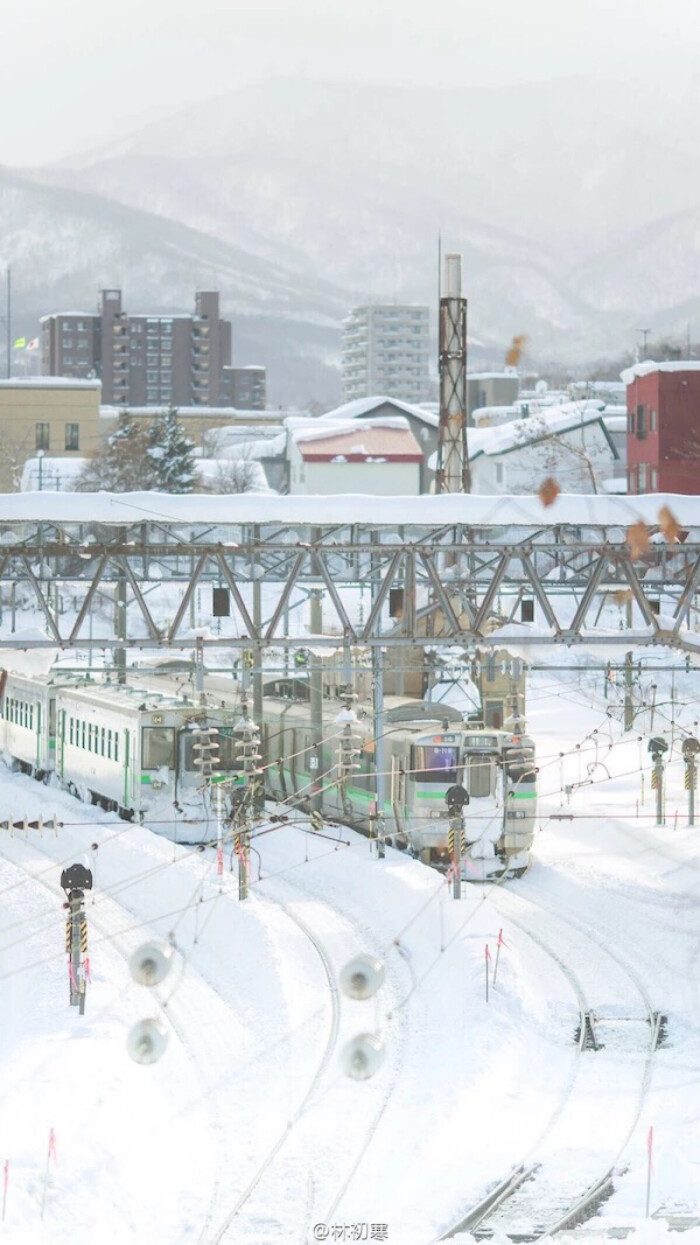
[146,406,197,493]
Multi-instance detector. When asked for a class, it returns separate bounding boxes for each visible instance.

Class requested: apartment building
[220,365,267,410]
[341,305,430,404]
[41,290,232,407]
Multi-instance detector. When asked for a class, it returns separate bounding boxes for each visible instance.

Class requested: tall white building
[341,305,430,404]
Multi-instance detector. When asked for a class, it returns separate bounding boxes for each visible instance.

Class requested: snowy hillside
[13,75,700,376]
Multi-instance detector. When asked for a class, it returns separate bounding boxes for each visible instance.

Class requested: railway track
[207,891,341,1243]
[438,888,660,1242]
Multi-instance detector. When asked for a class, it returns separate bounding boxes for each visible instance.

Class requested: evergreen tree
[77,411,155,492]
[146,406,197,493]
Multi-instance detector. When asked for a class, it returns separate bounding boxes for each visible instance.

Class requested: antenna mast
[436,253,469,493]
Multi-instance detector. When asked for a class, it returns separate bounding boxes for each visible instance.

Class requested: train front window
[467,755,493,797]
[142,727,176,770]
[411,745,459,784]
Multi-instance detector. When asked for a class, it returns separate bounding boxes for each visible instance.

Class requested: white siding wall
[288,454,420,495]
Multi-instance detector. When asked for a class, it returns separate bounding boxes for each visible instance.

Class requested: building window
[627,411,634,433]
[628,468,636,492]
[35,423,50,451]
[638,463,648,492]
[65,424,80,451]
[650,409,657,432]
[651,467,658,490]
[496,463,505,485]
[636,404,646,439]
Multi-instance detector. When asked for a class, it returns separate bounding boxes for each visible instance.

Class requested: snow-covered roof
[321,396,439,427]
[3,492,700,527]
[620,360,700,384]
[99,405,295,421]
[467,403,615,460]
[39,312,95,321]
[0,377,101,390]
[467,371,518,381]
[216,433,286,460]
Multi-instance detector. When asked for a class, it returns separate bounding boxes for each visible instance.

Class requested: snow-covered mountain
[5,76,700,399]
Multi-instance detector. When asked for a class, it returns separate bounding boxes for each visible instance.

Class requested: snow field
[2,660,700,1241]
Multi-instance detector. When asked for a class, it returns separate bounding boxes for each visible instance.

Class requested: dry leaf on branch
[538,477,560,508]
[627,521,650,559]
[658,505,681,543]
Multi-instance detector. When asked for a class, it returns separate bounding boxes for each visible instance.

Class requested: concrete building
[41,289,232,407]
[220,365,266,410]
[341,305,430,404]
[467,372,519,420]
[622,361,700,494]
[0,378,101,491]
[287,417,423,495]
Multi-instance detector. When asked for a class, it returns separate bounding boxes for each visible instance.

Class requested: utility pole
[624,653,635,731]
[309,588,323,816]
[114,527,127,685]
[436,252,469,493]
[639,328,651,358]
[252,525,264,781]
[6,267,10,380]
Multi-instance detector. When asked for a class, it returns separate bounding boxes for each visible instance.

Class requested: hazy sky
[1,0,698,165]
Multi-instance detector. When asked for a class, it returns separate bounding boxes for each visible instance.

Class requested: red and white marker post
[645,1125,654,1218]
[40,1128,57,1220]
[492,927,508,986]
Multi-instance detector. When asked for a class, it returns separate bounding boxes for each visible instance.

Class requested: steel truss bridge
[0,494,699,654]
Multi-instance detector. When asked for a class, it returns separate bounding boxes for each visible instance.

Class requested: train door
[48,696,56,772]
[122,729,131,811]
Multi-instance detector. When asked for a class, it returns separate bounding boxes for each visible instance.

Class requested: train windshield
[142,727,176,770]
[466,754,493,797]
[411,744,459,784]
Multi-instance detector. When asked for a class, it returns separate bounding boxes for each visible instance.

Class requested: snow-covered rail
[438,887,660,1241]
[207,893,341,1244]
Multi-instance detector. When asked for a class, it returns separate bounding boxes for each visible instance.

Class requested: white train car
[0,672,56,778]
[55,683,208,828]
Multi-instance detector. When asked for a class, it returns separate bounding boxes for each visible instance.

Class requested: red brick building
[623,362,700,494]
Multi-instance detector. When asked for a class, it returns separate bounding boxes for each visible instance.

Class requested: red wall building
[624,362,700,494]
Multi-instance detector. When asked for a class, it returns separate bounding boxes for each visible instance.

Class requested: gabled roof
[467,404,619,462]
[321,396,438,427]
